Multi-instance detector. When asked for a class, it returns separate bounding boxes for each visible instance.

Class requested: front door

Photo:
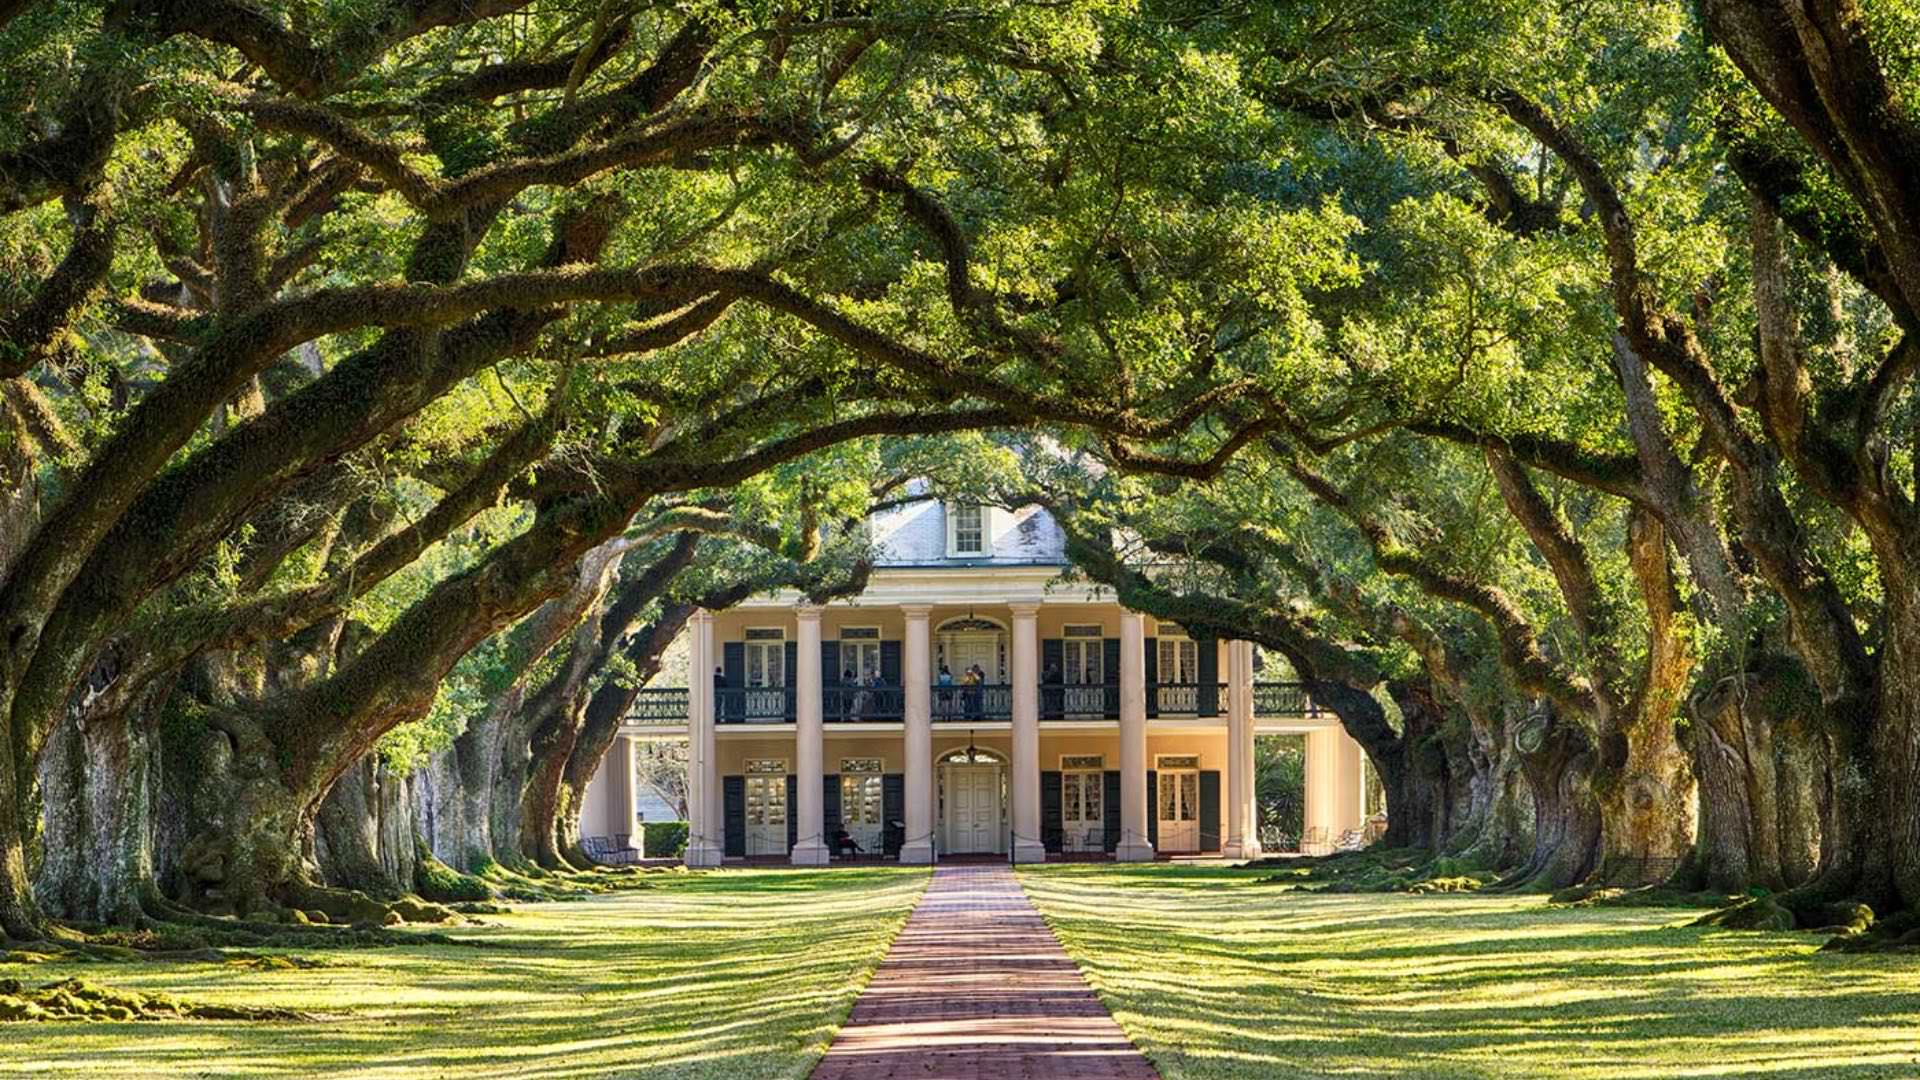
[944,765,1004,854]
[947,634,1000,682]
[1157,768,1200,853]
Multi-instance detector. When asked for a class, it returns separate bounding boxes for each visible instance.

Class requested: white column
[791,606,830,865]
[613,735,640,850]
[1224,641,1259,860]
[704,613,723,849]
[1116,610,1155,861]
[1303,726,1367,853]
[1009,602,1047,864]
[683,611,723,867]
[900,605,935,864]
[1338,731,1369,833]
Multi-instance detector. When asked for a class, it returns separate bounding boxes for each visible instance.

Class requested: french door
[1061,757,1104,852]
[1157,757,1200,853]
[1062,626,1105,717]
[744,760,788,856]
[744,629,785,717]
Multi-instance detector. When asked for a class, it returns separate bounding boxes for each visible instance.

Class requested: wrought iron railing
[716,686,792,724]
[932,683,1013,721]
[1040,682,1117,719]
[1252,681,1317,717]
[625,678,1321,724]
[826,684,905,722]
[627,687,690,723]
[1150,682,1228,716]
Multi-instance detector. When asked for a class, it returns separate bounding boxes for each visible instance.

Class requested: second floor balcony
[632,680,1320,725]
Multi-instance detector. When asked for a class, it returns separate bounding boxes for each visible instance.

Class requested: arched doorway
[935,616,1007,683]
[938,744,1007,855]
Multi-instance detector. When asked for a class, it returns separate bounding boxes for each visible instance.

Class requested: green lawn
[1020,863,1920,1080]
[6,866,928,1079]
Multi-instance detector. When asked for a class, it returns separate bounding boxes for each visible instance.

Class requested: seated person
[831,827,864,857]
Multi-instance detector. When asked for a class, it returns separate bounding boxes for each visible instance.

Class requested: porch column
[1010,602,1047,863]
[1224,641,1259,860]
[1116,609,1155,861]
[900,605,936,864]
[684,610,723,867]
[791,605,830,865]
[612,736,640,850]
[1303,727,1367,853]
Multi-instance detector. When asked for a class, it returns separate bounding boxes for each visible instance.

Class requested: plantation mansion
[582,498,1374,864]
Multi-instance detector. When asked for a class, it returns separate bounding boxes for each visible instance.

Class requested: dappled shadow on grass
[5,866,931,1079]
[1019,864,1920,1080]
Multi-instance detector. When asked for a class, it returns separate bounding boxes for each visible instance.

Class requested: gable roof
[868,498,1067,568]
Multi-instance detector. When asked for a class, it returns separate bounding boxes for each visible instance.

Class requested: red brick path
[810,863,1160,1080]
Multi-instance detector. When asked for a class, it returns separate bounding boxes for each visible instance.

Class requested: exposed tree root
[473,858,680,902]
[1251,848,1502,894]
[1549,884,1737,909]
[414,843,495,904]
[0,977,312,1022]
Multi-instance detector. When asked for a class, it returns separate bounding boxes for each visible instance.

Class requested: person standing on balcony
[937,664,954,719]
[847,667,867,720]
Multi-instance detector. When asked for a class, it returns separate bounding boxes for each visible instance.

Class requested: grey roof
[869,496,1068,567]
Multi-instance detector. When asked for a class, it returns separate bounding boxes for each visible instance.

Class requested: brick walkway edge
[810,863,1159,1080]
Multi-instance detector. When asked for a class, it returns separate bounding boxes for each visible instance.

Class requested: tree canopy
[5,0,1920,953]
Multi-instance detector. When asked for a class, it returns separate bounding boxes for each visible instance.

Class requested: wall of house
[710,728,1227,852]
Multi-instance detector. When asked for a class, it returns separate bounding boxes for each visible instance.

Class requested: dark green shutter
[824,774,842,851]
[1146,770,1158,848]
[1143,637,1159,718]
[722,643,744,723]
[723,776,746,858]
[783,641,798,721]
[1103,771,1122,852]
[880,640,902,685]
[1200,770,1222,852]
[1197,639,1219,717]
[1103,638,1122,718]
[882,774,905,857]
[1041,638,1064,719]
[786,774,797,853]
[1041,771,1063,853]
[822,640,842,720]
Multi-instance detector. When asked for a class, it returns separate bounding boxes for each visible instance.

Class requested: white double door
[1157,769,1200,853]
[943,764,1005,855]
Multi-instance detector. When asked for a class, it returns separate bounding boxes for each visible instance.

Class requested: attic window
[948,503,985,556]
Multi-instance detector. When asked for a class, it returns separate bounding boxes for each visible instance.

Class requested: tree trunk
[1383,679,1453,850]
[33,675,167,926]
[1446,702,1531,869]
[314,755,418,898]
[1505,706,1603,890]
[519,699,589,870]
[557,684,632,867]
[1680,657,1824,893]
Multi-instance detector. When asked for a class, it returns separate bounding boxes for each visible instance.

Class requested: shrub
[643,821,689,859]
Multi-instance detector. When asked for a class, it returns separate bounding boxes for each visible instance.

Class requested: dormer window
[948,503,985,557]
